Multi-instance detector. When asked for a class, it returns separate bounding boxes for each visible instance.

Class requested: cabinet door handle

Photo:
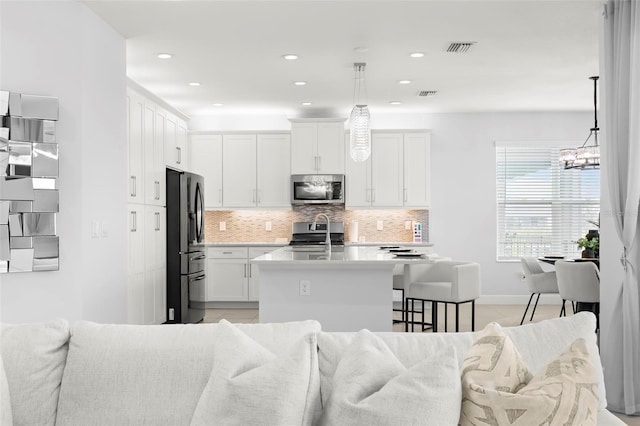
[222,251,233,254]
[130,176,136,197]
[243,264,247,278]
[372,189,376,202]
[403,188,408,203]
[155,211,160,231]
[219,189,222,204]
[130,211,137,232]
[318,156,322,171]
[248,264,252,278]
[176,146,181,164]
[252,189,256,203]
[156,181,160,200]
[366,188,370,202]
[314,156,318,171]
[256,189,261,204]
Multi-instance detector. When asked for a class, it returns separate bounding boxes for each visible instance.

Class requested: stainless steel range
[289,221,345,249]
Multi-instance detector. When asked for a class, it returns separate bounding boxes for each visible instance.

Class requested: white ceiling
[85,0,601,119]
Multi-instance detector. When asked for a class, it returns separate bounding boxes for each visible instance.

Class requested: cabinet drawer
[248,246,281,258]
[207,247,249,259]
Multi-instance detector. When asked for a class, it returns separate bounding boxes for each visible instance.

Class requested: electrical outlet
[101,221,109,237]
[91,221,100,238]
[405,221,412,230]
[377,220,384,231]
[299,280,311,296]
[168,308,175,321]
[219,221,226,231]
[265,221,272,231]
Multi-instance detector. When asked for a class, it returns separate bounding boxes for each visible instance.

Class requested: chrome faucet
[312,213,331,255]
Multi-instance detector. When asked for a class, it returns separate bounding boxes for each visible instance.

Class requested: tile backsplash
[204,206,428,243]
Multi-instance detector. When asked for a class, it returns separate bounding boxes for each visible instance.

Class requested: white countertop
[252,246,443,266]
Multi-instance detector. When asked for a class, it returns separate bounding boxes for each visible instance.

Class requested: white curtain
[600,0,640,415]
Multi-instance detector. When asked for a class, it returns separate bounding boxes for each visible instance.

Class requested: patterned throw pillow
[460,323,598,426]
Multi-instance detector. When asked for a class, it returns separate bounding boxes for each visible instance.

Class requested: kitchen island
[252,246,444,331]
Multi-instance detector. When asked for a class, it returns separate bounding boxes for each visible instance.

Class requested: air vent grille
[417,90,438,97]
[446,42,475,53]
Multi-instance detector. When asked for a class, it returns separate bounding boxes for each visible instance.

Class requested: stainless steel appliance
[166,169,205,324]
[289,221,345,250]
[291,174,345,205]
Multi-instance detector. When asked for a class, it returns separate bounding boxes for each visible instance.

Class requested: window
[496,142,600,261]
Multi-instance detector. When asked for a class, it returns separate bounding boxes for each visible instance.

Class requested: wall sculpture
[0,90,59,273]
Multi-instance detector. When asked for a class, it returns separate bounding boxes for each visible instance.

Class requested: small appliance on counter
[289,221,345,250]
[166,168,206,324]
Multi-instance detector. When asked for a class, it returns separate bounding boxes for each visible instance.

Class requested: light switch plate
[299,280,311,296]
[405,221,412,230]
[219,221,226,231]
[377,220,383,231]
[265,221,272,231]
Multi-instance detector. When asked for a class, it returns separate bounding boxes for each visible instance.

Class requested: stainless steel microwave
[291,174,345,205]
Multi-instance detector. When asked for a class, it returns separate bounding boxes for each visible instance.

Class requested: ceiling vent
[446,42,475,53]
[417,90,438,97]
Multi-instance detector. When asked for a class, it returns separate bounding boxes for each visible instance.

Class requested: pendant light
[350,62,371,162]
[560,76,600,169]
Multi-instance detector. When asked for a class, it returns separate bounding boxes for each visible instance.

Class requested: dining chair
[520,257,560,325]
[405,260,481,332]
[555,260,600,330]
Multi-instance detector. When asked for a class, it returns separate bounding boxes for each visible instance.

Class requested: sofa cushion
[1,356,13,426]
[55,320,321,426]
[190,320,319,426]
[319,329,461,426]
[0,319,70,426]
[460,322,598,425]
[317,312,606,410]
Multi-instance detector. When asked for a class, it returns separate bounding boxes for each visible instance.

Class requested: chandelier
[350,62,371,162]
[560,76,600,169]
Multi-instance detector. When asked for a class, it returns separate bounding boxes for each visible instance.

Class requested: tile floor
[203,303,640,425]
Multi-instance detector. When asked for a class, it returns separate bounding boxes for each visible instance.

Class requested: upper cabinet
[127,90,144,204]
[221,133,291,208]
[143,103,165,206]
[164,111,188,171]
[291,120,345,174]
[346,131,431,209]
[190,134,223,209]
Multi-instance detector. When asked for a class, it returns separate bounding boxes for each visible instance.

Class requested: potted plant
[577,237,599,258]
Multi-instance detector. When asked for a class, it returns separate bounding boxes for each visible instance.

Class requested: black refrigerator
[166,168,206,324]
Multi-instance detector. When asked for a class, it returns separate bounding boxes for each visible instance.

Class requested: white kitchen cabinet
[190,134,223,208]
[127,91,144,203]
[403,132,431,208]
[222,135,257,207]
[291,120,345,174]
[127,204,145,324]
[204,246,281,302]
[346,131,431,208]
[221,133,290,208]
[143,103,165,206]
[206,247,250,301]
[144,206,166,324]
[165,112,188,170]
[256,134,291,208]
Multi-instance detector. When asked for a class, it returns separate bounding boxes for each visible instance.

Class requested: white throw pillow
[460,322,598,426]
[1,356,13,426]
[0,319,70,426]
[190,320,320,426]
[320,329,461,426]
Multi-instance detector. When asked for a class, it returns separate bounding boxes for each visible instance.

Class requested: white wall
[0,1,128,323]
[190,110,592,301]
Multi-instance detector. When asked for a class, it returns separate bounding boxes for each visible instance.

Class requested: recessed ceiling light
[189,82,201,87]
[283,54,298,60]
[301,102,312,106]
[294,81,307,86]
[212,103,223,107]
[157,53,173,59]
[410,52,425,58]
[398,80,412,85]
[389,101,402,105]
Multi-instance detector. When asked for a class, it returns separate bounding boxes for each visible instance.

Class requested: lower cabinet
[127,203,166,324]
[205,246,281,302]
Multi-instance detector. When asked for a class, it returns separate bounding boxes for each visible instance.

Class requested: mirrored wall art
[1,90,59,273]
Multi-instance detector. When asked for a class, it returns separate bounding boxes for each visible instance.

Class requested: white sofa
[0,312,624,425]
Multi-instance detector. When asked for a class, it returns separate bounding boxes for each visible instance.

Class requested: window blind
[496,145,600,261]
